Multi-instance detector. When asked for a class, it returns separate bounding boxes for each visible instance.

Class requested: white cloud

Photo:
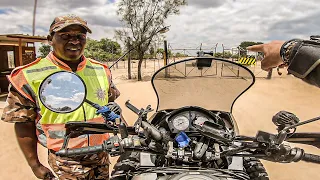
[163,0,320,54]
[46,93,84,109]
[187,0,225,8]
[46,83,61,90]
[71,92,85,103]
[56,73,73,81]
[1,0,320,56]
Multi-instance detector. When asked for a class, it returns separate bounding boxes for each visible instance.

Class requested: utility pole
[32,0,37,36]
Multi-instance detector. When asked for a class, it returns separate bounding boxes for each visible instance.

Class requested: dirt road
[0,74,319,180]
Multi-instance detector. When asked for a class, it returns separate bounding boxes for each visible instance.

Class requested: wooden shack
[0,34,47,94]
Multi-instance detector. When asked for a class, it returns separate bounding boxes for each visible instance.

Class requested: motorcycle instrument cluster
[171,115,189,131]
[167,108,218,133]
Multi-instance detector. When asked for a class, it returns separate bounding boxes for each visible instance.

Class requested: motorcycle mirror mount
[39,71,102,113]
[192,57,214,70]
[276,115,320,144]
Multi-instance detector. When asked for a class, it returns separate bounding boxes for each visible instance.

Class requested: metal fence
[106,43,281,80]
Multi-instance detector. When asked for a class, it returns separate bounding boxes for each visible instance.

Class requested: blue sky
[0,0,319,54]
[0,8,12,14]
[0,9,6,14]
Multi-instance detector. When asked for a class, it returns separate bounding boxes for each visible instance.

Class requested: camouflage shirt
[48,150,110,180]
[1,84,37,123]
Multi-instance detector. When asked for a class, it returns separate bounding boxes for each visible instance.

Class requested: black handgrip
[125,100,140,115]
[302,153,320,163]
[55,145,104,157]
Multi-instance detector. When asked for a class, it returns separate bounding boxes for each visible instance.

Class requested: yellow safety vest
[8,53,112,151]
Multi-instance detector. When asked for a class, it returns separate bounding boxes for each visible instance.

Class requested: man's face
[50,25,87,61]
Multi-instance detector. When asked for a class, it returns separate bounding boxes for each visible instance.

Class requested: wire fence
[106,43,284,80]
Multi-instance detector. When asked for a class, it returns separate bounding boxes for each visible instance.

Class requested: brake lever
[221,141,260,156]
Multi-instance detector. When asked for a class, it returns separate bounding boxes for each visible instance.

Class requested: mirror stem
[84,99,102,110]
[283,116,320,132]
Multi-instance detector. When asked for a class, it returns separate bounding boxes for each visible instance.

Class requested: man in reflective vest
[1,14,120,179]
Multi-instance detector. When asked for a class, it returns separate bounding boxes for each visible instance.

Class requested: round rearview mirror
[39,71,87,113]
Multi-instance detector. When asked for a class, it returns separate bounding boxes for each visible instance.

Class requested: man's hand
[96,106,120,122]
[247,41,285,71]
[31,163,55,179]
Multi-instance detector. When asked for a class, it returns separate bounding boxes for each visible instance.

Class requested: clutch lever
[126,101,153,133]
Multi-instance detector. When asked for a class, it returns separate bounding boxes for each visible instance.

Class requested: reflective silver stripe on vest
[84,68,105,76]
[26,66,57,73]
[48,130,87,139]
[36,121,47,147]
[86,65,103,70]
[38,133,47,147]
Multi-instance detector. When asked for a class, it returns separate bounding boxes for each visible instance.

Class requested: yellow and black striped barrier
[237,57,256,65]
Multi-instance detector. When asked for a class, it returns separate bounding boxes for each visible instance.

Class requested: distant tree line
[84,38,122,62]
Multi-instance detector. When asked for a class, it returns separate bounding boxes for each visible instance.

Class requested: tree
[116,0,187,80]
[100,38,121,55]
[231,54,239,59]
[38,43,51,58]
[84,38,122,62]
[239,41,263,56]
[223,51,232,58]
[149,46,155,58]
[214,52,223,58]
[84,38,100,59]
[175,52,188,57]
[239,41,263,49]
[156,48,164,55]
[155,48,173,58]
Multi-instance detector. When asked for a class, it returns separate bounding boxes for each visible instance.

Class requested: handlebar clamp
[264,144,304,163]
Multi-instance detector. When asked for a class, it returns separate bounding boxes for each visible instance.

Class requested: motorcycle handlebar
[55,137,320,165]
[56,145,104,157]
[125,100,140,115]
[302,153,320,163]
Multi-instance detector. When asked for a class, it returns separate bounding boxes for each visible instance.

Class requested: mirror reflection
[39,71,86,113]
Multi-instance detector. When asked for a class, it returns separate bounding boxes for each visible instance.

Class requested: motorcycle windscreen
[151,58,255,112]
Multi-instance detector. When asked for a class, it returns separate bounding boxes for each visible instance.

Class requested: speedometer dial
[172,116,190,131]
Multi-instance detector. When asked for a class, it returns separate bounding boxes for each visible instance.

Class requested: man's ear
[47,35,53,45]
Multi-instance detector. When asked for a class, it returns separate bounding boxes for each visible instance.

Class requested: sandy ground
[0,60,319,180]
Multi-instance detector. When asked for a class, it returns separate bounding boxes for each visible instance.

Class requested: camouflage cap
[49,14,92,34]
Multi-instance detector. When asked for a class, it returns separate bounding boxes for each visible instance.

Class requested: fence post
[127,40,132,79]
[164,40,168,77]
[267,69,272,79]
